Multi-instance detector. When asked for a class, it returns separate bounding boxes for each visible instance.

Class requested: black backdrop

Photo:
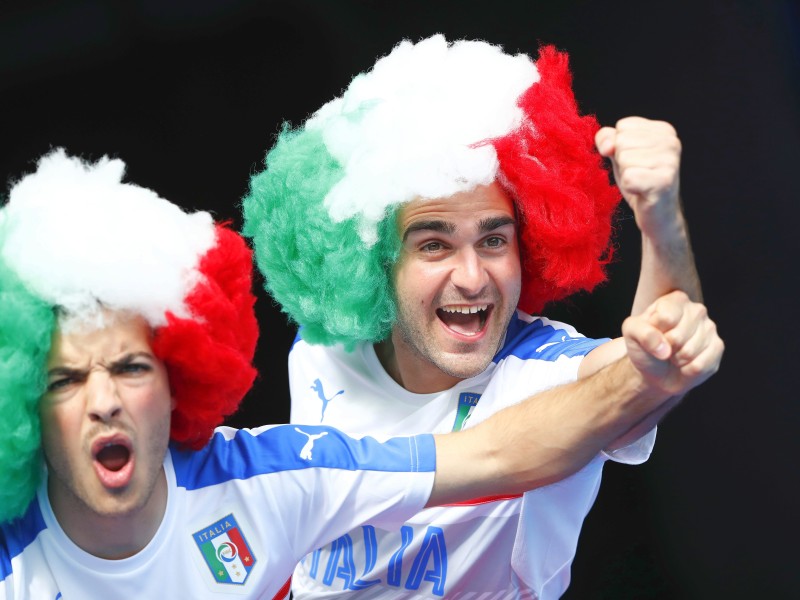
[2,1,798,597]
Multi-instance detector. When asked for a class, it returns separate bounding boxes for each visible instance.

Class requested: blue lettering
[351,526,381,590]
[405,527,447,596]
[323,534,355,588]
[309,524,449,596]
[308,548,322,579]
[387,525,414,587]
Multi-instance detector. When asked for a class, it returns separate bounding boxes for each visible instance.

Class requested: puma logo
[311,378,344,422]
[295,427,329,460]
[536,336,568,353]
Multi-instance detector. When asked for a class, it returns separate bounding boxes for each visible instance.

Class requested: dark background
[2,1,797,597]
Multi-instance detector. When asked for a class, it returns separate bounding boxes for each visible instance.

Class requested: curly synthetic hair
[154,224,259,448]
[243,36,619,349]
[0,151,259,522]
[0,249,54,524]
[243,127,400,350]
[494,45,620,314]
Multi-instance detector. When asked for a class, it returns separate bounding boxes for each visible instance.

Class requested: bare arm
[580,291,719,449]
[577,119,704,442]
[596,117,702,315]
[427,291,723,506]
[430,357,655,505]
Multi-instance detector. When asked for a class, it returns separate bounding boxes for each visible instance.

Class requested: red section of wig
[493,45,621,314]
[152,224,259,449]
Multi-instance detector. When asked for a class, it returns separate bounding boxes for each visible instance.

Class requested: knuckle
[660,121,678,136]
[620,171,636,189]
[621,315,635,335]
[616,117,634,129]
[682,361,704,379]
[671,346,692,367]
[696,303,708,319]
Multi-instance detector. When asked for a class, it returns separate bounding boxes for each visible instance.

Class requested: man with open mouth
[0,149,722,598]
[243,35,715,599]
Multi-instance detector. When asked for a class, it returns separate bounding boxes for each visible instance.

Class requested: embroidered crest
[193,513,256,585]
[452,392,481,431]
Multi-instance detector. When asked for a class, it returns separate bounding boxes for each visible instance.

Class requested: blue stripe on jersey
[0,500,47,579]
[493,314,608,363]
[171,426,436,491]
[290,329,303,351]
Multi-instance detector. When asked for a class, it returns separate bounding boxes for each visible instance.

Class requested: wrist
[592,358,668,437]
[637,200,688,242]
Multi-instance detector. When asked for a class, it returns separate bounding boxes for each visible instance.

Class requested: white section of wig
[306,34,539,245]
[0,148,216,329]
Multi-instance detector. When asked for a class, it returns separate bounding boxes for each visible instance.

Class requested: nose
[85,369,123,423]
[449,248,489,296]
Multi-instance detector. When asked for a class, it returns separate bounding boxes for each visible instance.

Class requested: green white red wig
[0,149,258,523]
[243,35,620,349]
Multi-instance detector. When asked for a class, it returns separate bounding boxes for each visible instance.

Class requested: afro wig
[0,149,258,523]
[243,35,620,348]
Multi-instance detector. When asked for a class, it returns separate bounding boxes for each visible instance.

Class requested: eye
[46,375,82,393]
[420,241,445,253]
[483,236,506,248]
[111,362,153,377]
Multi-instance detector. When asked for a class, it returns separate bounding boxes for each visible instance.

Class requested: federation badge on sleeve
[193,513,257,585]
[452,392,481,431]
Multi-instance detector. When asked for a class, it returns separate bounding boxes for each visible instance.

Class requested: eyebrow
[47,366,86,379]
[402,220,456,241]
[477,215,516,233]
[402,215,517,241]
[47,352,153,377]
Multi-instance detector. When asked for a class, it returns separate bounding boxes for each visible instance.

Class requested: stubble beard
[47,421,170,521]
[394,298,514,382]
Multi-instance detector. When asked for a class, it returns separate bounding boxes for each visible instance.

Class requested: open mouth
[91,436,134,488]
[96,443,131,472]
[436,304,491,337]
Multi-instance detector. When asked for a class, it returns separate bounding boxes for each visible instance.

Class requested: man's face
[40,313,173,523]
[389,182,522,391]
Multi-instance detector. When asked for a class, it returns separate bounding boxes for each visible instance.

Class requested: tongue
[96,445,130,472]
[439,311,482,335]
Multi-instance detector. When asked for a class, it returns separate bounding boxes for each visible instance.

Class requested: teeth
[441,305,488,314]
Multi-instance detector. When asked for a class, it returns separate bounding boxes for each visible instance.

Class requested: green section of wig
[243,125,400,350]
[0,224,55,523]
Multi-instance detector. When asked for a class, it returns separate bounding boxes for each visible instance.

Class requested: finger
[614,147,681,171]
[669,313,717,368]
[622,314,671,360]
[615,116,677,138]
[613,121,681,167]
[645,291,690,333]
[671,332,725,390]
[595,127,617,157]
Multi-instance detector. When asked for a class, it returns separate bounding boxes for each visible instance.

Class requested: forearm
[596,118,702,314]
[603,393,683,451]
[632,202,702,315]
[428,356,664,506]
[580,338,682,451]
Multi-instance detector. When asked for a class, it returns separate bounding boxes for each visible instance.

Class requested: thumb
[622,314,671,362]
[595,126,617,157]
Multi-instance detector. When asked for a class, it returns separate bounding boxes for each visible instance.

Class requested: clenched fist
[596,117,683,236]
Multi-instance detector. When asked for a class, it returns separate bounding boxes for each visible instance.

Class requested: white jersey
[290,311,656,600]
[0,425,435,599]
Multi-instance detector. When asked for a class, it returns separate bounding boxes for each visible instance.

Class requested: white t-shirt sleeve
[601,427,657,465]
[204,425,436,561]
